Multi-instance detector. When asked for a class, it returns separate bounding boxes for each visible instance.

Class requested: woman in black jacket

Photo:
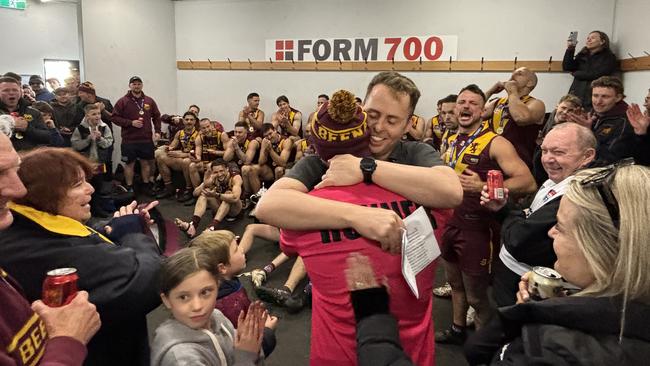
[465,163,650,365]
[562,31,617,110]
[0,147,163,366]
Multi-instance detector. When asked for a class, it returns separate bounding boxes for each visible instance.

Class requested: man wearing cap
[279,90,438,366]
[0,76,51,151]
[28,75,55,102]
[112,76,161,194]
[50,87,77,146]
[74,82,114,129]
[257,71,462,252]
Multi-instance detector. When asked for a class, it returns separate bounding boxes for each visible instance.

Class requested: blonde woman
[465,161,650,365]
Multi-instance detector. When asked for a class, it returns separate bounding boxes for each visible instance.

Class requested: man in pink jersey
[279,89,436,366]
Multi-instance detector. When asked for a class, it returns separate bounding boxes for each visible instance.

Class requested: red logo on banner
[275,40,294,61]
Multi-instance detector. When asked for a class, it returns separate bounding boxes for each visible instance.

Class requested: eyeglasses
[579,158,634,229]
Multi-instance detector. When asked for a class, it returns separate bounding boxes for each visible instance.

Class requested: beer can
[487,170,504,200]
[528,266,564,301]
[42,268,79,307]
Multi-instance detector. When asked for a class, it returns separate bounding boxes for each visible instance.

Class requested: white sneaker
[433,282,452,297]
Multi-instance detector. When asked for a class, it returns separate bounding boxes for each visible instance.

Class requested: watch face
[361,157,376,171]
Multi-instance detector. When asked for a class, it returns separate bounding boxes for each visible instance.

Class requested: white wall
[81,0,177,113]
[175,0,616,128]
[81,0,177,164]
[0,2,80,77]
[614,0,650,105]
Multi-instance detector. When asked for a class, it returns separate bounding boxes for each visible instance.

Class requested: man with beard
[50,87,78,146]
[225,122,261,202]
[257,123,294,182]
[112,76,162,193]
[28,75,55,102]
[438,94,459,155]
[188,118,230,192]
[0,77,50,151]
[155,112,199,201]
[483,67,546,168]
[435,84,536,344]
[238,92,265,139]
[175,159,243,237]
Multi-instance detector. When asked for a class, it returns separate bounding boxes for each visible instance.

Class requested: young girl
[188,230,278,356]
[151,246,267,366]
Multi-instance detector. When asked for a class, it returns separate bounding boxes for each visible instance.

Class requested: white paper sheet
[401,206,441,298]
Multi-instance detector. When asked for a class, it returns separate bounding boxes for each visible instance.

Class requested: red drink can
[42,268,79,307]
[487,170,504,200]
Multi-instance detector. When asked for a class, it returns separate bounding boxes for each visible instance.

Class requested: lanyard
[131,95,145,114]
[448,124,484,169]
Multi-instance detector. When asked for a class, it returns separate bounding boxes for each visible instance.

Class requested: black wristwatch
[360,157,377,184]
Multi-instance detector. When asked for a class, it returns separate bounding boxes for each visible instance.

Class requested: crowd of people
[1,29,650,366]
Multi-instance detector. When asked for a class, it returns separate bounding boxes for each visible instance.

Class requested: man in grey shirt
[256,71,462,251]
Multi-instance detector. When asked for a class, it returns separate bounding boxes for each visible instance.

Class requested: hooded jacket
[591,100,635,165]
[150,309,261,366]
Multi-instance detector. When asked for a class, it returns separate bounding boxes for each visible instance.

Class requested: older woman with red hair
[0,147,162,366]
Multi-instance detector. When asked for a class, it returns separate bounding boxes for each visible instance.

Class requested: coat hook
[419,56,422,65]
[548,56,553,71]
[628,53,637,61]
[644,51,650,57]
[269,57,273,63]
[514,56,518,70]
[188,58,194,69]
[449,56,452,71]
[247,58,252,65]
[392,57,395,64]
[227,58,231,64]
[481,57,484,71]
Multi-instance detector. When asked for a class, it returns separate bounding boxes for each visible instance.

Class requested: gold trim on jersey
[489,95,534,134]
[444,126,498,174]
[178,129,199,153]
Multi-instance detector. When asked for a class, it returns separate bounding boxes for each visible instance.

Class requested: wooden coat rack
[178,54,650,73]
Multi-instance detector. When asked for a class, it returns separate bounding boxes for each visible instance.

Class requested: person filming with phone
[563,30,617,111]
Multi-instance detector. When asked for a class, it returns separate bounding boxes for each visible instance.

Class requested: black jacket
[500,199,559,268]
[591,100,636,166]
[0,98,51,151]
[563,47,618,109]
[74,96,114,128]
[465,296,650,366]
[0,204,162,366]
[352,287,414,366]
[634,133,650,166]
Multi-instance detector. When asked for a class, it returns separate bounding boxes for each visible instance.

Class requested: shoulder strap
[200,325,231,366]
